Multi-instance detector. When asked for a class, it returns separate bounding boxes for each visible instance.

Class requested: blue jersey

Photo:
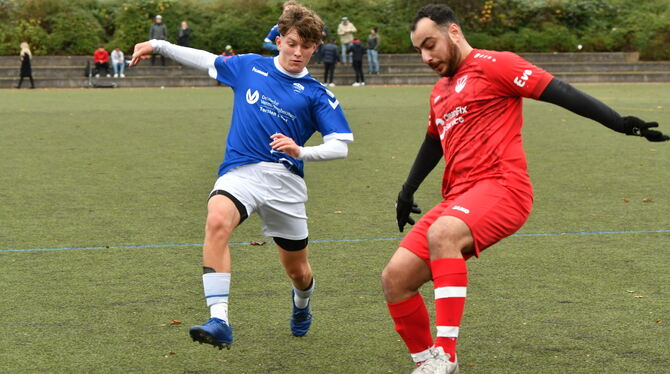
[264,24,280,43]
[213,54,353,178]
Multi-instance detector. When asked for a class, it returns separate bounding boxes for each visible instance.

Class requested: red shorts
[400,179,533,263]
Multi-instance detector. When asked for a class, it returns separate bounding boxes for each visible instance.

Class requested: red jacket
[93,49,109,63]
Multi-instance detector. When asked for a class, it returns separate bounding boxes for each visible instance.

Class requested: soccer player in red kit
[381,4,668,373]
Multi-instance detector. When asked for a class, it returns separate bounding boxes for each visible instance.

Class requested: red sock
[431,257,467,362]
[387,293,434,363]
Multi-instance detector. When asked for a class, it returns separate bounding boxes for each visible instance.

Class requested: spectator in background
[337,17,356,64]
[347,38,365,86]
[314,24,329,63]
[150,15,168,65]
[16,42,35,89]
[111,47,125,78]
[93,44,111,78]
[177,21,191,47]
[367,26,380,75]
[221,45,236,57]
[321,38,339,87]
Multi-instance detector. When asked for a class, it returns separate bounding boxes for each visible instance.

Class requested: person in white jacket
[337,17,356,64]
[111,47,125,78]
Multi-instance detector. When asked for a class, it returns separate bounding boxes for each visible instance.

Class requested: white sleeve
[150,39,218,79]
[297,134,349,161]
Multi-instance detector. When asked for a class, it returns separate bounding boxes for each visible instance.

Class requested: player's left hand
[270,133,301,158]
[129,41,154,67]
[396,188,421,232]
[622,116,669,142]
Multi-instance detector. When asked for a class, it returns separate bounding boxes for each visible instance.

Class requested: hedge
[0,0,668,60]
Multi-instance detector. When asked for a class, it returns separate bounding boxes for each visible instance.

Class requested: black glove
[621,116,669,142]
[396,187,421,232]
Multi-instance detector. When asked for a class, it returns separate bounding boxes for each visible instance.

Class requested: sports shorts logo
[246,89,259,104]
[455,75,468,93]
[452,205,470,214]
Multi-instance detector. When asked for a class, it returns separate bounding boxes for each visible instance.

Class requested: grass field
[1,84,669,374]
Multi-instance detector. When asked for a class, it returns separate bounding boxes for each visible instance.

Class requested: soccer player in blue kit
[130,1,353,349]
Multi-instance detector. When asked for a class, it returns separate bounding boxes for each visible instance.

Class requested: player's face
[277,29,317,74]
[411,18,461,77]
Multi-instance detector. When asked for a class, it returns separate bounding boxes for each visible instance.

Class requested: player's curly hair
[277,1,324,45]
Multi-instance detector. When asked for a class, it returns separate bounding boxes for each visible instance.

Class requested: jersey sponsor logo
[292,82,305,93]
[252,67,269,77]
[455,75,468,93]
[435,106,467,139]
[246,89,260,104]
[452,205,470,214]
[514,69,533,87]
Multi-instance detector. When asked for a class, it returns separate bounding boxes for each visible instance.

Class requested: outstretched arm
[396,133,443,232]
[539,78,669,142]
[130,40,218,79]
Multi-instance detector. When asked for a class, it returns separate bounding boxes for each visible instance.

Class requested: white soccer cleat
[411,347,459,374]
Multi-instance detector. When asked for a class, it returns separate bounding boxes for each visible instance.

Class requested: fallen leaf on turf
[634,295,644,298]
[250,241,266,246]
[626,290,635,293]
[622,198,630,203]
[656,320,662,323]
[334,210,343,214]
[642,198,653,203]
[169,320,182,325]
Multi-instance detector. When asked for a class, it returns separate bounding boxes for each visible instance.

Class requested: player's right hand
[622,116,669,142]
[396,188,421,232]
[129,41,154,67]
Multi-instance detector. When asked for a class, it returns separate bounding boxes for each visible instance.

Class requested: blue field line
[1,229,669,254]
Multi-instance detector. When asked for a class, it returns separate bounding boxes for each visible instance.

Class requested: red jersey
[93,49,109,63]
[427,49,553,199]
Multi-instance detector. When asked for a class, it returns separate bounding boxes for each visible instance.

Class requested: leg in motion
[189,193,242,350]
[276,238,314,337]
[382,248,435,365]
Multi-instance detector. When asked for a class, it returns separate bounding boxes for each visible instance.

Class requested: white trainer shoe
[114,74,119,78]
[411,347,459,374]
[352,82,360,87]
[120,74,125,78]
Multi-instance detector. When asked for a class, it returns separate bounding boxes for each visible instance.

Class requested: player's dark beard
[442,38,461,77]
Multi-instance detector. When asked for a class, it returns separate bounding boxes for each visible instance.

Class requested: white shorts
[211,162,308,240]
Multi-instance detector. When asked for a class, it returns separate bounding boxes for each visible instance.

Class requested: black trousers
[352,60,364,83]
[94,62,110,75]
[17,75,35,88]
[151,54,166,66]
[323,62,336,83]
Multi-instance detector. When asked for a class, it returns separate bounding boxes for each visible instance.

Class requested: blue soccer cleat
[290,290,312,337]
[189,317,233,350]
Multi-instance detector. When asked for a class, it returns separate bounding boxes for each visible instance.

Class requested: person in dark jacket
[347,38,366,86]
[16,42,35,89]
[321,38,339,86]
[150,15,168,65]
[177,21,191,47]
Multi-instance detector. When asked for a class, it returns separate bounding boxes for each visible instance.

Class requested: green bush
[0,0,668,59]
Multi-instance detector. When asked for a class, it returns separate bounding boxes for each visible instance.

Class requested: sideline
[1,229,669,253]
